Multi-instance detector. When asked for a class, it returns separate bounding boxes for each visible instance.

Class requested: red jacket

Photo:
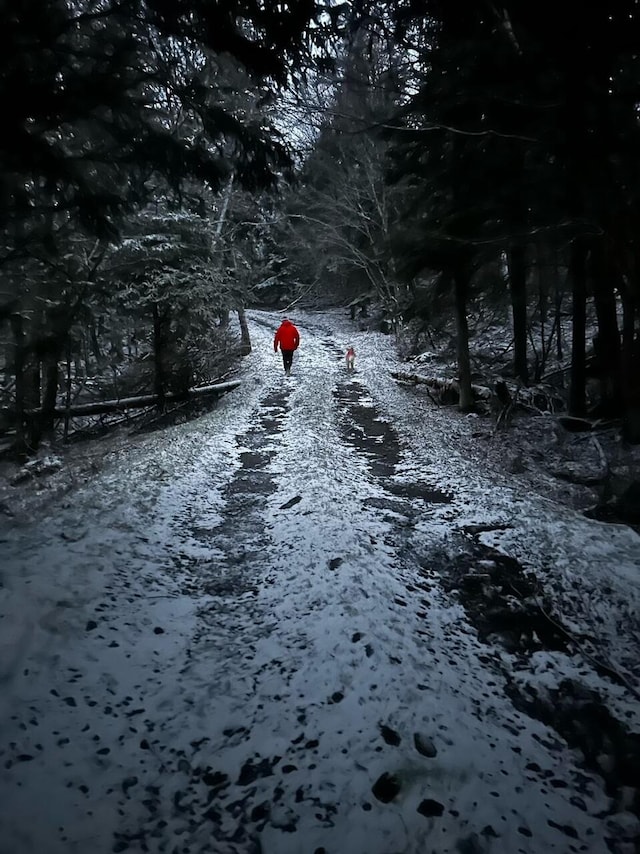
[274,319,300,352]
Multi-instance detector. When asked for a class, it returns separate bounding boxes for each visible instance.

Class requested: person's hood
[281,319,292,326]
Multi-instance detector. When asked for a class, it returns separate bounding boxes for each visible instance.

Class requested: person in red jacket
[273,318,300,375]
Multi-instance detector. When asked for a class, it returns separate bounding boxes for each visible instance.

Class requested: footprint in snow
[379,724,401,746]
[417,798,444,817]
[414,733,437,757]
[372,772,401,803]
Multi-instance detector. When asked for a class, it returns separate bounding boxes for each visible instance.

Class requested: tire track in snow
[113,332,442,853]
[332,373,638,853]
[137,317,623,854]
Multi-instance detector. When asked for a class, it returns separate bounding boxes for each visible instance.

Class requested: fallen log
[1,380,241,420]
[55,380,241,417]
[391,371,491,403]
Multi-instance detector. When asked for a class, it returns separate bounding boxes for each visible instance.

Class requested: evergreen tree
[0,0,344,455]
[381,0,640,428]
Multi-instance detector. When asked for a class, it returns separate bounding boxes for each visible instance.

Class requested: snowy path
[1,310,639,854]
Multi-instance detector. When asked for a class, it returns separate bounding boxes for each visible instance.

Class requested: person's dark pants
[281,350,294,373]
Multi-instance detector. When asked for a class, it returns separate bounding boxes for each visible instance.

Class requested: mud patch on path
[206,387,291,563]
[174,386,291,603]
[253,387,291,436]
[335,381,453,511]
[441,545,568,656]
[441,538,640,853]
[507,678,640,853]
[387,481,453,504]
[334,381,400,479]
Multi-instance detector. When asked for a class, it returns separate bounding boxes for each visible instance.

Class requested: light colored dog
[346,346,356,371]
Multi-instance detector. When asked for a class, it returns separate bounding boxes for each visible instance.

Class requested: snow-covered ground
[0,308,638,854]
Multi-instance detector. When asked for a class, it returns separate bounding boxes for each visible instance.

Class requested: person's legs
[282,350,294,374]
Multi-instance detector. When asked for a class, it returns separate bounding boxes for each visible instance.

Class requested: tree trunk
[89,321,103,368]
[213,174,234,244]
[64,341,73,443]
[30,380,240,418]
[534,248,545,383]
[568,239,588,417]
[237,308,252,355]
[590,239,622,415]
[534,241,554,381]
[564,60,588,413]
[555,271,564,362]
[9,312,28,459]
[38,346,64,441]
[453,268,474,411]
[507,244,529,385]
[620,284,640,443]
[23,358,41,450]
[153,302,170,410]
